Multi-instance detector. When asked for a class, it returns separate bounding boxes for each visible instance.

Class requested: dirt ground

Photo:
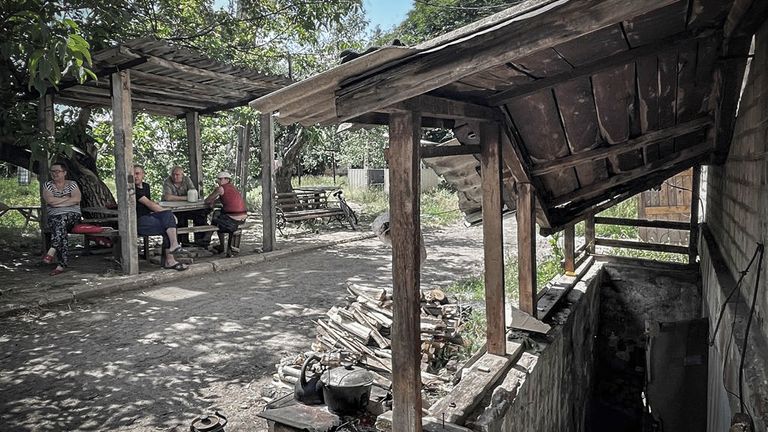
[0,218,551,431]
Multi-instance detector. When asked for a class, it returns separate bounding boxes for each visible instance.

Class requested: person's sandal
[50,267,65,276]
[170,245,187,254]
[163,262,188,271]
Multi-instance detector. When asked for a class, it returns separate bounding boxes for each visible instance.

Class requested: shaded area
[0,222,520,431]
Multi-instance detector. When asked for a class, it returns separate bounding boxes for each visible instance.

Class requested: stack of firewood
[272,282,469,392]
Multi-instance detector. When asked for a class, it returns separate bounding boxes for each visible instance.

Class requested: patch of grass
[444,236,566,361]
[0,178,42,232]
[295,175,462,227]
[608,247,688,263]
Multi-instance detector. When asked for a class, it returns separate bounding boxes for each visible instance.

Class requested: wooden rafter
[342,112,455,129]
[542,156,709,235]
[119,47,274,89]
[380,95,503,123]
[531,116,712,176]
[487,32,710,105]
[421,145,481,159]
[550,143,714,207]
[334,0,677,120]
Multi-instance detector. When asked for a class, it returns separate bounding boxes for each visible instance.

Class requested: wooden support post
[388,110,423,432]
[36,94,54,253]
[480,122,506,356]
[516,182,536,318]
[260,113,276,252]
[564,223,575,275]
[111,70,139,275]
[186,111,203,194]
[689,165,701,263]
[585,213,596,255]
[235,122,251,200]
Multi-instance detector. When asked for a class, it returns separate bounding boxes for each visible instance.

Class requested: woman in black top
[133,165,188,271]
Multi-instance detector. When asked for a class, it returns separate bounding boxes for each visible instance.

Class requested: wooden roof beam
[55,93,186,116]
[334,0,678,119]
[421,145,481,158]
[384,95,504,123]
[549,143,714,208]
[541,160,705,235]
[61,86,209,110]
[129,70,252,100]
[340,112,455,129]
[531,116,712,176]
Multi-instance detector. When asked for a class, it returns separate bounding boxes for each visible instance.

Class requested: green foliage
[595,195,640,239]
[389,0,521,45]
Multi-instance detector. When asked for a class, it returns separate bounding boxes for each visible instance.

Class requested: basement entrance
[588,262,707,432]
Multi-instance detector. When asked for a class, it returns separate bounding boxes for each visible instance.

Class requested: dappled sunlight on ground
[0,221,523,430]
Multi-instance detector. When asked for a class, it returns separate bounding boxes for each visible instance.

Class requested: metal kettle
[190,411,227,432]
[294,354,324,405]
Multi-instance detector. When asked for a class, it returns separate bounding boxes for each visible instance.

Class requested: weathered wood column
[688,165,701,263]
[516,182,536,317]
[235,123,251,200]
[480,122,506,355]
[260,113,276,252]
[388,110,423,432]
[36,94,54,253]
[186,111,203,193]
[564,223,576,275]
[111,70,139,275]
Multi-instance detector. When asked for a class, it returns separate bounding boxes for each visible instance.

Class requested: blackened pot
[320,364,373,415]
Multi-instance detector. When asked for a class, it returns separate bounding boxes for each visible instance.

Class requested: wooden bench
[275,190,356,233]
[141,225,220,260]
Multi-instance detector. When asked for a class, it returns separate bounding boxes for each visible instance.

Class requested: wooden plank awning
[53,37,291,117]
[250,0,753,233]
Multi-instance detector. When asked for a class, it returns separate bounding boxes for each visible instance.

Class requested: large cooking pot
[320,363,373,415]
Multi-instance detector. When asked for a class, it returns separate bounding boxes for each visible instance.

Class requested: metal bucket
[190,411,227,432]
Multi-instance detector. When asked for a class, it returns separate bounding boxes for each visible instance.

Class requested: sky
[364,0,413,30]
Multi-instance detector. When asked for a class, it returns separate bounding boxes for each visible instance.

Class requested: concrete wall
[468,265,603,432]
[702,19,768,430]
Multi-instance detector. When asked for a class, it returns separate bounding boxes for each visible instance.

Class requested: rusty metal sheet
[554,25,628,67]
[257,404,341,432]
[511,48,573,79]
[553,77,608,187]
[623,1,688,48]
[592,63,643,172]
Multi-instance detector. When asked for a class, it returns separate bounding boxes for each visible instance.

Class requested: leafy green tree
[392,0,522,45]
[1,0,364,207]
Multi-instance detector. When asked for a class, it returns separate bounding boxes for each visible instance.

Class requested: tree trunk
[0,108,116,219]
[275,125,306,194]
[67,108,117,218]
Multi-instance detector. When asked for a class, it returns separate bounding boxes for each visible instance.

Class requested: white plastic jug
[187,189,199,202]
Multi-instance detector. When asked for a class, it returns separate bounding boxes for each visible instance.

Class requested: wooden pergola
[37,37,290,274]
[251,0,757,429]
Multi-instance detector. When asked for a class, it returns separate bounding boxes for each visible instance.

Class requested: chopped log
[347,282,387,303]
[351,305,382,330]
[422,289,447,304]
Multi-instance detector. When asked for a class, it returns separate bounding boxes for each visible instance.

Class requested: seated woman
[133,165,188,271]
[42,162,82,276]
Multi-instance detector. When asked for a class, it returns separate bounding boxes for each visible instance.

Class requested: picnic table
[0,203,41,228]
